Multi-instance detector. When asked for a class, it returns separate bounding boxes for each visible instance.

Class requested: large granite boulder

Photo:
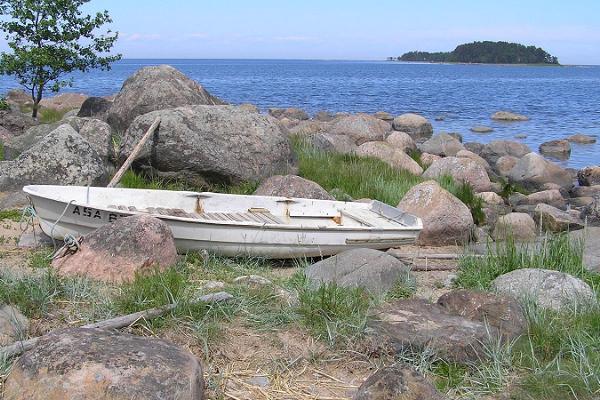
[329,114,391,145]
[492,269,596,311]
[119,105,293,186]
[77,96,112,118]
[0,109,37,136]
[288,120,327,137]
[254,175,334,200]
[0,125,108,191]
[422,157,492,192]
[437,290,527,339]
[397,180,473,246]
[508,153,573,191]
[78,118,115,163]
[493,213,536,241]
[522,189,566,209]
[392,113,433,141]
[491,111,529,121]
[456,149,492,174]
[353,366,447,400]
[577,166,600,186]
[40,93,88,110]
[480,140,531,165]
[369,298,504,363]
[495,155,519,177]
[311,133,357,154]
[385,131,416,152]
[534,203,584,232]
[4,328,204,400]
[107,65,225,132]
[539,139,571,160]
[305,248,411,296]
[418,133,465,156]
[52,215,178,283]
[356,142,423,175]
[268,107,309,121]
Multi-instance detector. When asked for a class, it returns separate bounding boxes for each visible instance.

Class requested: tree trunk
[32,86,44,119]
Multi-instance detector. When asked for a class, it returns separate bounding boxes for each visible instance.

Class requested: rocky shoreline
[0,64,599,399]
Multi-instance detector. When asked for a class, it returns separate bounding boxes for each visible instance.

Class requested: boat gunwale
[23,185,423,233]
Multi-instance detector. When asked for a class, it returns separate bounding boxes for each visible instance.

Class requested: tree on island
[0,0,121,118]
[398,41,559,65]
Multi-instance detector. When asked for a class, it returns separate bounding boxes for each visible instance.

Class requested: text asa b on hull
[23,185,422,259]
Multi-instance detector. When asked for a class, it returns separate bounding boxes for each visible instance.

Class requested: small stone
[493,213,537,242]
[491,111,529,121]
[198,292,234,303]
[233,275,273,287]
[470,125,494,133]
[0,305,29,345]
[567,134,596,144]
[353,366,447,400]
[201,281,226,291]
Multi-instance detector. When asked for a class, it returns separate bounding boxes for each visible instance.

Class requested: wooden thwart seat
[108,205,285,224]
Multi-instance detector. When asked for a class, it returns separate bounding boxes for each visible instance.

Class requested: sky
[2,0,600,64]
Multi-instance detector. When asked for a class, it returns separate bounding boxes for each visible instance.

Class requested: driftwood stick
[107,117,161,188]
[388,251,483,260]
[0,303,176,359]
[410,264,460,272]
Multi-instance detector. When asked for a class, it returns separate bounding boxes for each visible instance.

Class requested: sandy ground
[0,218,460,399]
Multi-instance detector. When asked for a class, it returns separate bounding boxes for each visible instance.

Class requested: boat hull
[26,187,421,259]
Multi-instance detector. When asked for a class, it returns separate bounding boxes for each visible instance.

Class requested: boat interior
[25,185,421,230]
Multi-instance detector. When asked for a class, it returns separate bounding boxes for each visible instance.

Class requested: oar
[107,117,161,188]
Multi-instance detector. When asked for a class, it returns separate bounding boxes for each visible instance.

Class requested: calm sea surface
[1,59,599,169]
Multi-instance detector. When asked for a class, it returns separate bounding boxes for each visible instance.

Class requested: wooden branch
[107,117,161,188]
[0,303,176,359]
[388,250,484,260]
[410,264,460,272]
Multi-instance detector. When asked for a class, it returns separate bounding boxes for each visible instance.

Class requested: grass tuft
[0,209,21,222]
[0,97,9,111]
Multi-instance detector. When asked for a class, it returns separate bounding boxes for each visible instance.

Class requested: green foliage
[399,41,559,65]
[0,209,21,222]
[0,140,4,161]
[19,104,70,123]
[0,97,9,110]
[297,283,371,345]
[435,175,486,226]
[28,250,52,269]
[0,269,63,318]
[0,0,121,117]
[454,233,595,292]
[386,272,417,300]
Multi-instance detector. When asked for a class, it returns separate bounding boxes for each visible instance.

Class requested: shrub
[0,97,9,111]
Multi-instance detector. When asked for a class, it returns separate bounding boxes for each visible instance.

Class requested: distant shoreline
[387,60,566,67]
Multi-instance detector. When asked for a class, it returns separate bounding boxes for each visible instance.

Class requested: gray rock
[464,142,485,155]
[493,213,537,241]
[491,111,529,121]
[237,103,259,113]
[199,291,234,303]
[577,166,600,186]
[356,142,423,175]
[370,298,503,363]
[78,118,114,163]
[0,125,108,191]
[418,133,464,156]
[107,65,225,132]
[0,109,37,136]
[392,113,433,141]
[398,180,473,246]
[480,140,531,165]
[314,110,336,122]
[311,133,357,154]
[508,153,573,191]
[581,195,600,226]
[534,203,584,232]
[470,125,494,133]
[0,305,29,345]
[305,248,412,296]
[119,105,293,186]
[3,123,61,159]
[567,134,596,144]
[288,120,327,137]
[571,185,600,198]
[422,156,492,192]
[77,97,112,118]
[330,114,391,145]
[456,149,492,174]
[268,107,309,120]
[233,275,273,287]
[522,189,566,209]
[254,175,334,200]
[495,155,519,177]
[492,268,596,311]
[353,366,447,400]
[569,227,600,272]
[373,111,394,122]
[4,328,204,400]
[539,140,571,160]
[437,290,527,339]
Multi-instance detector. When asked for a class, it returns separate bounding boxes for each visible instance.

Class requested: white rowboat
[23,185,422,259]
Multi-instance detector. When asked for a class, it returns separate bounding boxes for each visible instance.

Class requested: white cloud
[124,33,162,42]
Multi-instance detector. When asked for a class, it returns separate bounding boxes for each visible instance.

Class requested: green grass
[19,105,71,123]
[296,281,371,346]
[0,209,21,222]
[454,233,596,291]
[0,269,64,318]
[0,98,9,111]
